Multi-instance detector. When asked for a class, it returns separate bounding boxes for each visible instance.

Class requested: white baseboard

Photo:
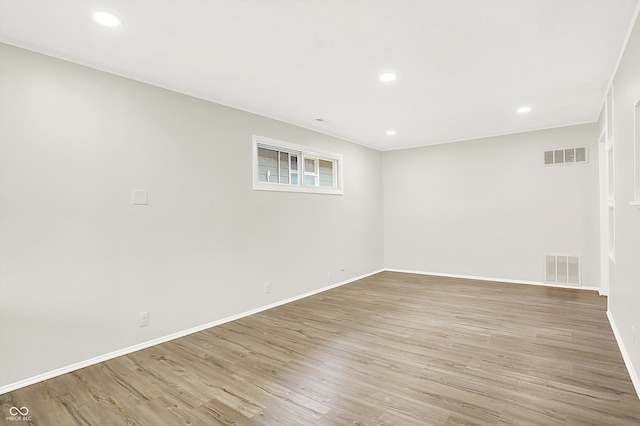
[0,269,384,395]
[607,310,640,400]
[384,268,601,292]
[0,268,612,395]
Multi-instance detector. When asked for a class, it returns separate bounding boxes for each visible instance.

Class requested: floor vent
[545,254,581,285]
[544,146,588,166]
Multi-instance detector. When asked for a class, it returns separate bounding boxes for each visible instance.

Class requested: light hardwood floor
[2,271,639,425]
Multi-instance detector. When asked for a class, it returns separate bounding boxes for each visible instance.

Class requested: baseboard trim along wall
[384,268,601,292]
[607,310,640,400]
[0,268,613,395]
[0,269,384,395]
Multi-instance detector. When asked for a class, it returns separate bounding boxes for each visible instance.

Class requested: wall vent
[545,254,581,286]
[543,146,588,166]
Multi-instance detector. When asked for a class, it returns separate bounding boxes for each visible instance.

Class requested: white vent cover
[544,146,588,166]
[545,254,581,286]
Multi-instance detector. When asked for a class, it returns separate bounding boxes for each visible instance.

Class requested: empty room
[1,0,639,424]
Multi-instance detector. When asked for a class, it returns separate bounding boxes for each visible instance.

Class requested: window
[252,135,343,194]
[256,147,298,184]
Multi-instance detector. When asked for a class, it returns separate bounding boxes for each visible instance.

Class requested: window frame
[303,157,319,187]
[252,135,343,195]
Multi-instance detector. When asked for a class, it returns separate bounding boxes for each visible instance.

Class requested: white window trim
[252,135,343,195]
[304,157,319,187]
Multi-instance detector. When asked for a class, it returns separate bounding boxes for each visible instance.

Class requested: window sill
[253,182,343,195]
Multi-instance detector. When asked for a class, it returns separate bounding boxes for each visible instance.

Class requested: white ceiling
[0,0,638,151]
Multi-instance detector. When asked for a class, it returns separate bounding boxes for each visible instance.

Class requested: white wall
[2,28,635,393]
[0,43,384,388]
[383,124,600,286]
[602,14,640,391]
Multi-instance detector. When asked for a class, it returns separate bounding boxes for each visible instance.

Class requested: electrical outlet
[340,261,345,272]
[139,311,149,327]
[264,282,271,294]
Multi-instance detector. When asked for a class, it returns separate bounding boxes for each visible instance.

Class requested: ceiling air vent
[544,146,588,166]
[545,254,581,286]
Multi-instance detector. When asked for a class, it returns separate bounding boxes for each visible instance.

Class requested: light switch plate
[132,190,148,205]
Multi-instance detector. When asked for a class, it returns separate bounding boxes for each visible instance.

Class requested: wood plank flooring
[2,271,639,425]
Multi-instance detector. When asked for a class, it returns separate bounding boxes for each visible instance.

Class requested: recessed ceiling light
[379,73,397,82]
[517,106,532,113]
[386,130,397,135]
[93,11,122,27]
